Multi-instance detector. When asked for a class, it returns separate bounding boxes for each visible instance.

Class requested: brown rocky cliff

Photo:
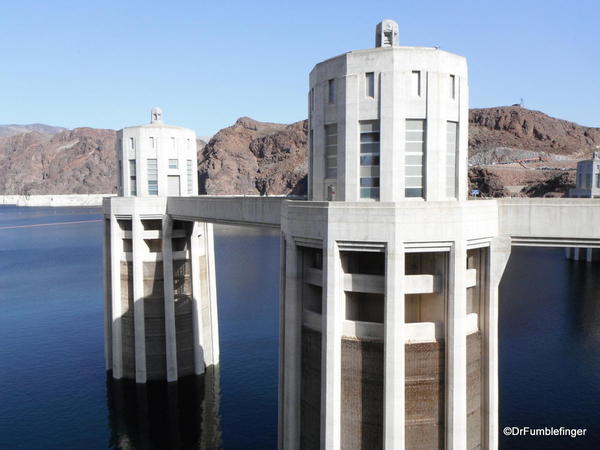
[469,106,600,158]
[0,128,117,195]
[198,117,307,196]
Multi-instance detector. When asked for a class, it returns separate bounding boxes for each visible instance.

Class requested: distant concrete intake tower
[280,20,507,449]
[566,151,600,262]
[104,108,219,383]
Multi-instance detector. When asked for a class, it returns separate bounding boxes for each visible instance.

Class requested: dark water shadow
[106,365,222,449]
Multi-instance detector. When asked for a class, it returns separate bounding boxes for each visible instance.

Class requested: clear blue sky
[1,0,598,136]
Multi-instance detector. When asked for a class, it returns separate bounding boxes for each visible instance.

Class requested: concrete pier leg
[586,248,593,263]
[189,221,206,375]
[162,216,178,382]
[110,214,124,379]
[574,247,580,260]
[103,218,112,371]
[281,239,301,449]
[278,235,286,450]
[483,236,511,449]
[200,222,220,366]
[132,212,147,383]
[447,239,467,450]
[321,240,342,450]
[383,241,406,449]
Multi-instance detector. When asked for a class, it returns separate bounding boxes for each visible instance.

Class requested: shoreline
[0,194,115,207]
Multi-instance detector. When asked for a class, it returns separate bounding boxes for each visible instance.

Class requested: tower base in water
[103,197,219,383]
[279,200,511,449]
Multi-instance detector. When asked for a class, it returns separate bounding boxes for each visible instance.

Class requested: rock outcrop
[197,117,308,196]
[468,168,508,198]
[469,106,600,160]
[0,128,118,195]
[520,172,576,198]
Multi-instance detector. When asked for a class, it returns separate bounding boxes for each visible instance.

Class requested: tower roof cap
[150,107,163,124]
[376,20,399,47]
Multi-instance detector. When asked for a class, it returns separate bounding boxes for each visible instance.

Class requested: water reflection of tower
[567,261,600,347]
[106,366,222,449]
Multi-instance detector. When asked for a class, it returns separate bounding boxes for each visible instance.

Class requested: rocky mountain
[0,128,117,195]
[197,117,308,196]
[0,123,66,138]
[469,106,600,162]
[1,106,598,197]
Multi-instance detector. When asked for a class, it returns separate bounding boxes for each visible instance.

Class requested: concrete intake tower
[279,20,508,449]
[103,108,219,383]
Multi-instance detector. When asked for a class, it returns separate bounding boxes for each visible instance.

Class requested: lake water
[0,206,598,449]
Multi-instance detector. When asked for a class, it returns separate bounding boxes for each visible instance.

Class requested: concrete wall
[498,198,600,246]
[467,332,482,450]
[167,196,285,227]
[120,260,136,379]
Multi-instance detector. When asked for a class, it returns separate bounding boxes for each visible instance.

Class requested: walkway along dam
[103,21,600,450]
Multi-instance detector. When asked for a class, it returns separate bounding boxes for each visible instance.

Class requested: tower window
[118,160,122,194]
[171,137,176,152]
[366,72,375,98]
[129,137,135,150]
[412,71,421,97]
[309,129,314,196]
[129,160,137,196]
[359,120,380,199]
[325,124,337,179]
[149,137,155,148]
[446,122,458,198]
[187,160,193,194]
[450,75,456,99]
[310,88,315,111]
[328,79,335,104]
[405,119,426,198]
[168,159,178,169]
[147,159,158,195]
